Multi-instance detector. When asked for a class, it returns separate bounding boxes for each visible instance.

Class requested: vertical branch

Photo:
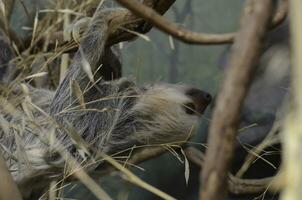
[0,0,23,48]
[281,0,302,200]
[200,1,275,200]
[0,153,23,200]
[4,0,15,20]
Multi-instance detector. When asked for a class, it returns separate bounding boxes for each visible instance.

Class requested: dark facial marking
[185,88,212,114]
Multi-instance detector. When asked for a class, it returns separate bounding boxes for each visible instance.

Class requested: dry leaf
[70,79,86,109]
[181,148,190,187]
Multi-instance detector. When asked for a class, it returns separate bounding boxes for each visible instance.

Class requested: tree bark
[200,1,275,199]
[281,0,302,199]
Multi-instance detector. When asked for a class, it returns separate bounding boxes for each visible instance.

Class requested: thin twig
[116,0,234,45]
[115,0,287,45]
[185,147,273,195]
[236,121,281,178]
[90,146,166,177]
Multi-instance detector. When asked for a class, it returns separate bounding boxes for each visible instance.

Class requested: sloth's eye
[184,102,196,115]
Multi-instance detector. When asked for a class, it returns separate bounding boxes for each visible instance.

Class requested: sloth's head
[49,78,212,154]
[121,82,212,145]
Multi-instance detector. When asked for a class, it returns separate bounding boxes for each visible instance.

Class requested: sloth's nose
[186,88,212,114]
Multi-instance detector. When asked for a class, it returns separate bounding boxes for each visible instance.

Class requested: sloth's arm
[50,9,116,114]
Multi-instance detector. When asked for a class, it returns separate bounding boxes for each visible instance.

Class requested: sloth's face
[131,83,212,144]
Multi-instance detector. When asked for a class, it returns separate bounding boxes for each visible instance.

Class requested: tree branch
[91,146,167,177]
[4,0,15,20]
[185,147,273,195]
[115,0,234,45]
[115,0,287,45]
[44,0,175,51]
[93,145,274,196]
[107,0,176,46]
[0,0,23,48]
[200,0,276,200]
[281,0,302,199]
[45,0,287,51]
[95,146,274,196]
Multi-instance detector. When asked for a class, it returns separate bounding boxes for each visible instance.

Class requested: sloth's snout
[185,88,212,115]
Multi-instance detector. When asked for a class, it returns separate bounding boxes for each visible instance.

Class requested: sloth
[0,7,211,198]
